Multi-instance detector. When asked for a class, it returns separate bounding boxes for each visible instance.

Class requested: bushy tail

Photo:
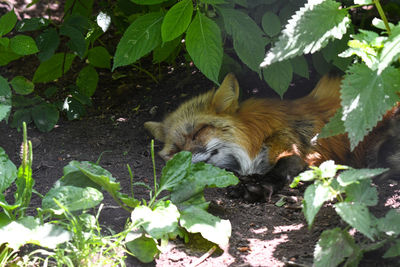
[307,75,342,101]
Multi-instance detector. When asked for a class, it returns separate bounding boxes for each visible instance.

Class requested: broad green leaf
[60,24,86,58]
[10,35,38,55]
[10,76,34,95]
[334,202,377,240]
[42,185,103,215]
[31,103,59,132]
[113,12,163,70]
[88,46,111,69]
[153,36,181,63]
[16,18,49,32]
[341,64,400,149]
[117,192,140,208]
[345,180,377,206]
[64,0,94,17]
[384,239,400,258]
[161,0,193,42]
[262,60,292,97]
[11,109,32,130]
[314,228,356,267]
[186,12,222,84]
[290,55,309,79]
[261,11,281,37]
[0,37,9,47]
[319,107,345,138]
[33,53,76,83]
[131,201,180,240]
[378,25,400,74]
[0,43,21,66]
[130,0,169,4]
[36,28,60,62]
[159,151,191,191]
[201,0,226,3]
[303,182,335,227]
[76,65,98,97]
[0,147,17,193]
[56,169,102,191]
[0,10,17,36]
[0,216,71,250]
[337,168,388,186]
[261,0,350,67]
[180,206,231,247]
[0,75,12,121]
[219,7,267,74]
[378,209,400,236]
[126,235,160,263]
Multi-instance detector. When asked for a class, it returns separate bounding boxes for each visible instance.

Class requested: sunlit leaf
[161,0,193,42]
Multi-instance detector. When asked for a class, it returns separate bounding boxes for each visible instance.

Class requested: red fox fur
[145,73,398,201]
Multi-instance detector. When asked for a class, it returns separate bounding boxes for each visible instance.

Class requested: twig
[189,246,217,267]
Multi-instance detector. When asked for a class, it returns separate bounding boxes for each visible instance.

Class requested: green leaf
[10,76,34,95]
[33,53,76,83]
[161,0,193,42]
[64,0,94,17]
[341,64,400,149]
[0,75,12,121]
[219,7,267,74]
[262,60,292,97]
[319,107,345,138]
[0,10,17,36]
[60,24,86,58]
[88,46,111,69]
[337,168,388,186]
[130,0,169,4]
[0,216,71,250]
[113,12,163,70]
[153,36,181,63]
[0,43,21,66]
[261,11,281,37]
[186,12,222,84]
[0,37,9,47]
[159,151,191,192]
[126,235,160,263]
[261,0,350,67]
[384,239,400,258]
[42,185,103,215]
[290,55,309,79]
[378,25,400,74]
[57,168,102,191]
[345,180,377,206]
[36,28,60,62]
[378,209,400,236]
[10,35,38,55]
[76,65,98,97]
[334,202,377,240]
[0,147,17,193]
[314,228,356,267]
[303,182,336,227]
[16,18,50,32]
[11,109,32,130]
[131,201,180,240]
[31,103,59,132]
[180,206,231,247]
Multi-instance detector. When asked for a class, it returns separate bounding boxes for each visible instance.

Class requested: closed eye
[192,125,209,140]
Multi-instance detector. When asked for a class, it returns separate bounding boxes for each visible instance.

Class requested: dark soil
[1,2,400,267]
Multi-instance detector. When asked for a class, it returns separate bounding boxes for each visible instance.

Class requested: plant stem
[373,0,391,34]
[151,140,157,195]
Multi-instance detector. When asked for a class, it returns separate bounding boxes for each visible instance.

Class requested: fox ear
[212,73,240,114]
[144,121,165,141]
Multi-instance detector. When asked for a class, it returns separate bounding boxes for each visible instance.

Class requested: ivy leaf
[341,64,400,150]
[36,28,60,62]
[10,35,39,55]
[10,76,34,95]
[378,25,400,74]
[186,12,222,84]
[219,7,267,74]
[76,65,98,97]
[33,53,76,83]
[0,75,12,121]
[262,60,292,97]
[261,0,350,67]
[0,10,17,36]
[113,12,163,70]
[161,0,193,42]
[88,46,111,69]
[31,102,59,132]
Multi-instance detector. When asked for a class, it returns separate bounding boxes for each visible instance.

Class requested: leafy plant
[291,161,400,266]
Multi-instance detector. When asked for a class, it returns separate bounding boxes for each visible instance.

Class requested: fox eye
[192,125,209,140]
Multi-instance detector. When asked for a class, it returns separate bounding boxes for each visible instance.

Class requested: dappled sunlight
[272,223,304,234]
[242,235,288,267]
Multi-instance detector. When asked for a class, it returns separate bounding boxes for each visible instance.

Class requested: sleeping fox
[144,73,399,201]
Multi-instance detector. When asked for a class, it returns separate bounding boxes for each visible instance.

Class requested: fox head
[144,73,268,175]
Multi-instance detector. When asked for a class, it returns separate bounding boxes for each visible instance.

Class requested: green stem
[373,0,391,34]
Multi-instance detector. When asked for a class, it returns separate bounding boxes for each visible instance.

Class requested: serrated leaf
[319,107,345,138]
[31,103,59,132]
[113,12,163,70]
[10,35,38,55]
[219,7,267,74]
[60,24,86,58]
[314,228,356,267]
[0,147,17,193]
[303,182,335,227]
[16,18,49,32]
[291,55,309,79]
[126,235,160,263]
[42,185,103,215]
[341,64,400,150]
[76,65,98,97]
[180,206,231,247]
[345,179,377,206]
[378,25,400,74]
[161,0,193,42]
[0,75,12,121]
[36,28,60,62]
[262,60,292,97]
[0,10,17,36]
[378,209,400,236]
[10,76,34,95]
[337,168,388,186]
[334,202,377,240]
[88,46,111,69]
[186,12,222,84]
[261,11,281,37]
[33,53,76,83]
[261,0,350,67]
